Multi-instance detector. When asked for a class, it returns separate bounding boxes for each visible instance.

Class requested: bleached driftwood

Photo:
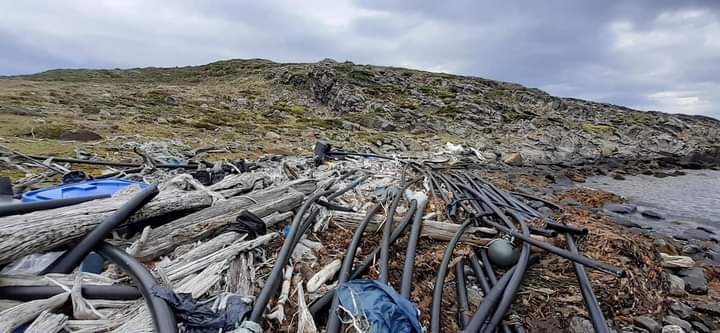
[297,284,317,333]
[0,189,213,264]
[329,211,497,246]
[306,259,341,293]
[266,264,293,323]
[164,233,277,282]
[0,272,117,287]
[226,252,254,295]
[174,232,246,264]
[70,274,104,320]
[24,310,67,333]
[209,172,273,198]
[66,319,124,333]
[0,293,69,332]
[133,179,314,261]
[0,300,21,312]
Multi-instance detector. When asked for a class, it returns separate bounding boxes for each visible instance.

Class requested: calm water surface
[584,170,720,235]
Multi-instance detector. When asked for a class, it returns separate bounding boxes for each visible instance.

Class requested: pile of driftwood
[0,144,626,333]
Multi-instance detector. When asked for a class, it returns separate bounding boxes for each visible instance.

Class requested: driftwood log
[0,292,69,332]
[0,188,213,264]
[132,179,315,261]
[25,310,67,333]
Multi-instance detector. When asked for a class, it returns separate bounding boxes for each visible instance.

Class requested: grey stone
[691,321,710,333]
[641,210,665,220]
[681,243,703,255]
[694,303,720,316]
[502,152,523,166]
[634,316,662,333]
[668,274,686,297]
[669,302,693,319]
[604,203,637,214]
[265,131,281,140]
[677,267,708,295]
[164,96,180,105]
[609,215,642,228]
[569,316,594,333]
[660,325,684,333]
[662,316,692,332]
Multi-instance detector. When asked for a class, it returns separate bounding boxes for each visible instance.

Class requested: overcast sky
[1,1,718,118]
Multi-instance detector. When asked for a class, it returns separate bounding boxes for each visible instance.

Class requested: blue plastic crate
[21,179,150,202]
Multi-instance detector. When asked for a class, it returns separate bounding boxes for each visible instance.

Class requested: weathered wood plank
[0,188,213,265]
[132,179,314,261]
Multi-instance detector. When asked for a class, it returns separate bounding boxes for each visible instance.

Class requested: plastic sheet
[336,280,422,333]
[151,286,251,333]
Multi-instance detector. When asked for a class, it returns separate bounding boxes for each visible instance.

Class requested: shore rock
[669,302,693,319]
[668,274,686,296]
[694,303,720,317]
[634,316,662,333]
[569,316,594,333]
[676,267,708,294]
[502,152,523,166]
[691,321,710,333]
[604,203,637,214]
[662,316,691,332]
[660,325,684,333]
[641,210,665,220]
[660,253,695,268]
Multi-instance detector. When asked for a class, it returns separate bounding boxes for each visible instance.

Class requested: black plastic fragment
[152,286,251,333]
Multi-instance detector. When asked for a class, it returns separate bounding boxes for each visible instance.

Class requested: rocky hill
[1,58,719,172]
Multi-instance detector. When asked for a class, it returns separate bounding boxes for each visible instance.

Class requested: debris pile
[0,142,717,333]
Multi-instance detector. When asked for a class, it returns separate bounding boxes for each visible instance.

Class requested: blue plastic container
[21,179,150,202]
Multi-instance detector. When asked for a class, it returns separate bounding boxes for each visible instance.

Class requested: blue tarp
[336,279,422,333]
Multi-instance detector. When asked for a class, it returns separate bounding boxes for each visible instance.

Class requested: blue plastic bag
[336,280,422,333]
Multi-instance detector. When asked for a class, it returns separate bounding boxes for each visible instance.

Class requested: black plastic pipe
[529,226,558,238]
[309,205,416,316]
[380,186,401,284]
[567,234,610,333]
[545,220,589,236]
[43,184,159,274]
[95,242,177,333]
[250,190,329,322]
[509,191,562,210]
[326,174,370,201]
[326,203,382,333]
[464,256,540,333]
[430,218,474,333]
[400,197,426,298]
[0,285,141,301]
[469,254,513,333]
[455,257,470,330]
[0,194,111,218]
